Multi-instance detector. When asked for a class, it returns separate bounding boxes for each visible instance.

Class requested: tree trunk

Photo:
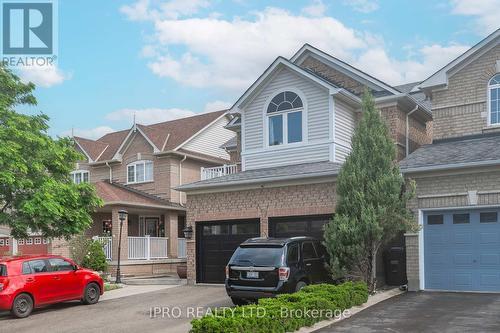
[368,244,378,293]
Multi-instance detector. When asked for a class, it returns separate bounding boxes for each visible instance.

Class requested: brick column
[186,239,195,284]
[112,207,128,262]
[166,211,178,258]
[405,233,420,291]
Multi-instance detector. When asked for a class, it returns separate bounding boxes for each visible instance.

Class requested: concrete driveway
[0,285,232,333]
[319,292,500,333]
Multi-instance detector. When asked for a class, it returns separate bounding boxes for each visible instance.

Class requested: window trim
[126,160,154,184]
[263,88,307,149]
[71,170,90,184]
[487,74,500,126]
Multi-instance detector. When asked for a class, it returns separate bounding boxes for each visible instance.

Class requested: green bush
[190,282,368,333]
[81,240,108,272]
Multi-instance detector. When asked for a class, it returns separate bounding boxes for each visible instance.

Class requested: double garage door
[424,208,500,292]
[196,215,331,283]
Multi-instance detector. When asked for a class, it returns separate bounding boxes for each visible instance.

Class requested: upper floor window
[489,74,500,125]
[71,170,89,184]
[267,91,304,146]
[127,160,153,184]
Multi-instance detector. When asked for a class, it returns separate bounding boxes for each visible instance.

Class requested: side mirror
[73,264,80,271]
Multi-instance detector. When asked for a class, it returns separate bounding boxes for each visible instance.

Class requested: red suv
[0,255,104,318]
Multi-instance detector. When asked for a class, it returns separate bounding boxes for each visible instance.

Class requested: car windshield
[230,246,284,267]
[0,264,6,276]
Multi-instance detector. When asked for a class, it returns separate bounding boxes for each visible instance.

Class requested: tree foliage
[323,91,414,292]
[0,65,102,239]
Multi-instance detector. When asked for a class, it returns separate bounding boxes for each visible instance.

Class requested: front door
[145,217,159,237]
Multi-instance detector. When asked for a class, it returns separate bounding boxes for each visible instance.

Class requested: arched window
[266,91,304,146]
[489,74,500,125]
[127,160,153,184]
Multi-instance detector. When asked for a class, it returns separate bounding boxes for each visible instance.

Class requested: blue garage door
[424,208,500,292]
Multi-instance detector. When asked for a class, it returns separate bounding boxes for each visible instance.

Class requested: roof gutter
[177,170,338,192]
[155,150,229,164]
[101,201,186,211]
[401,159,500,174]
[406,105,419,156]
[179,154,187,205]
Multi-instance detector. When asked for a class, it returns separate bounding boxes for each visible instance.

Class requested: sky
[12,0,500,139]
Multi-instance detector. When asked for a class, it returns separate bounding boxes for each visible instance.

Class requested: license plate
[246,271,259,278]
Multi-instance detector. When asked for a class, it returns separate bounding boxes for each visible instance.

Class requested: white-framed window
[5,239,9,246]
[266,91,304,146]
[127,160,153,184]
[71,170,90,184]
[0,239,4,246]
[35,238,41,245]
[489,74,500,125]
[18,239,25,245]
[26,238,33,245]
[43,238,48,244]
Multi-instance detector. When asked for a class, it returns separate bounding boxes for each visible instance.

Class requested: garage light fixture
[183,225,193,240]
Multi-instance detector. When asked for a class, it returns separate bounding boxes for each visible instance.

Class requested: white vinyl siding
[244,143,330,170]
[183,116,233,160]
[334,98,357,162]
[242,67,330,169]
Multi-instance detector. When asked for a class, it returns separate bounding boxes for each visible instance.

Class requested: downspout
[179,155,187,205]
[106,162,113,183]
[406,106,419,156]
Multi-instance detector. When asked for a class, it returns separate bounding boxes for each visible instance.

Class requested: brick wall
[431,44,500,140]
[301,57,365,95]
[185,181,336,283]
[404,233,419,291]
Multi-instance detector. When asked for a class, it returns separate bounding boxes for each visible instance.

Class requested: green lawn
[104,283,122,292]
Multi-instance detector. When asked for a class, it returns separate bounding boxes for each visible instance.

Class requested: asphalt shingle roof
[178,161,341,191]
[400,134,500,172]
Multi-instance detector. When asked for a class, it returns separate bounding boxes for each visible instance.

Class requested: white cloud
[343,0,379,13]
[105,107,196,125]
[450,0,500,34]
[18,65,69,88]
[355,44,470,84]
[302,0,327,17]
[61,126,116,140]
[203,100,232,113]
[140,7,366,91]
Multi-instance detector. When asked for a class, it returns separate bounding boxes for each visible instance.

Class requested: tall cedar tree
[324,91,414,292]
[0,65,102,239]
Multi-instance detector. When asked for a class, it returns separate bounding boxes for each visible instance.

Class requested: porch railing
[128,236,168,260]
[201,164,238,180]
[95,236,112,261]
[178,238,187,258]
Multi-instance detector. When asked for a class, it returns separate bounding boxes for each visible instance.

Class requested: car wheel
[11,293,33,318]
[82,282,100,305]
[295,280,307,292]
[231,297,247,306]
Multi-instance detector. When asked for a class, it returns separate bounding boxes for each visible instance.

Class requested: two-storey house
[401,29,500,293]
[52,111,235,276]
[178,44,432,284]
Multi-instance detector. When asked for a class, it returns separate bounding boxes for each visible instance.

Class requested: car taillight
[225,266,229,279]
[278,267,290,281]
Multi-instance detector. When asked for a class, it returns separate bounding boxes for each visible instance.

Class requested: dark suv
[225,237,331,305]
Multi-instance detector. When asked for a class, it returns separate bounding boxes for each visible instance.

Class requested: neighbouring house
[401,29,500,292]
[178,44,432,284]
[49,110,236,276]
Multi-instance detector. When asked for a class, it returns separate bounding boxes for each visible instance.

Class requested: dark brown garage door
[197,219,260,283]
[269,215,332,240]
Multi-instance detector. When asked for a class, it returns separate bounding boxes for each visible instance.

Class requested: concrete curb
[101,284,181,301]
[294,288,405,333]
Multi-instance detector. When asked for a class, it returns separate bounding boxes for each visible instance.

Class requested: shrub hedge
[190,282,368,333]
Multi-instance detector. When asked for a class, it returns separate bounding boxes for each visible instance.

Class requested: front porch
[89,207,187,277]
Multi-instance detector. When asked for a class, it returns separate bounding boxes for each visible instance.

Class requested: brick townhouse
[401,29,500,292]
[178,44,432,284]
[48,111,236,276]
